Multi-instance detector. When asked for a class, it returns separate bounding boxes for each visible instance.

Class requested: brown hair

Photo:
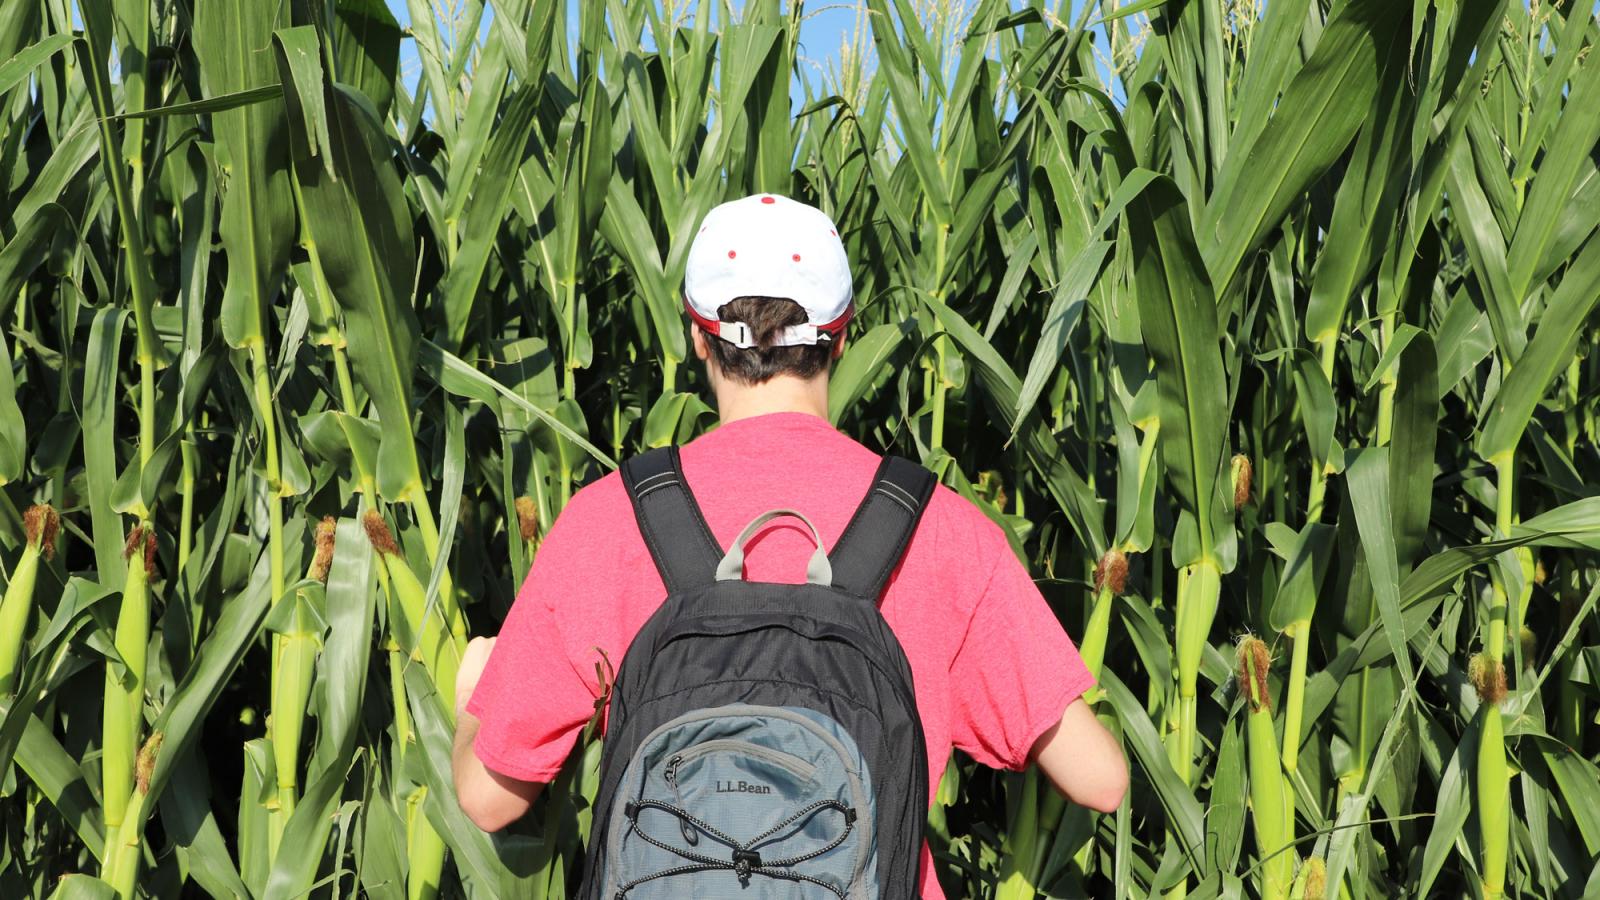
[702,296,835,385]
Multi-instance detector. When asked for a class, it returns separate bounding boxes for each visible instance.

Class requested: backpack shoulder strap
[829,455,937,601]
[621,446,723,593]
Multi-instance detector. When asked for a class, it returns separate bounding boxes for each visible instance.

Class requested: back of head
[684,194,854,385]
[706,296,833,384]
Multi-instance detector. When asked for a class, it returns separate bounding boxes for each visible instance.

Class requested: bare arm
[1029,697,1128,813]
[452,637,543,832]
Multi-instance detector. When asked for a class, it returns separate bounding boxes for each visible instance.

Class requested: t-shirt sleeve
[948,535,1097,772]
[464,496,604,783]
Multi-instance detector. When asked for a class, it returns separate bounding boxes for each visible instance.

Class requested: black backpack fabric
[578,445,935,899]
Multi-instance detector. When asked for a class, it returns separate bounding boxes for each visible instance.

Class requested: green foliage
[1,1,1598,898]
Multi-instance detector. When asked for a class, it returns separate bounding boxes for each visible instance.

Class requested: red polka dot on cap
[728,250,737,258]
[761,196,776,204]
[792,253,802,262]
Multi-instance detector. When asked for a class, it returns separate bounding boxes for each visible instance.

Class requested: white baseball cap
[684,193,854,348]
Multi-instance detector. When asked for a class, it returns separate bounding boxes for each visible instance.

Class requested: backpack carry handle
[714,509,832,586]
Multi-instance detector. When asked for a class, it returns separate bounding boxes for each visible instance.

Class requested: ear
[830,334,847,360]
[692,324,710,361]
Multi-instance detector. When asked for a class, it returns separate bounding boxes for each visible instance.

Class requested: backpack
[578,445,936,900]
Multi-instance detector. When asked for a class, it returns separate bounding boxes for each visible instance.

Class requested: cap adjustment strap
[685,299,842,349]
[717,322,830,349]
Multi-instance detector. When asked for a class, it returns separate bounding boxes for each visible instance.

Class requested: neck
[713,375,831,424]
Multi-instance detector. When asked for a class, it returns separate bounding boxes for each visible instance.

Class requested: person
[451,193,1128,898]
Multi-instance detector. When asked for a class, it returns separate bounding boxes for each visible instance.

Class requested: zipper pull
[663,754,698,846]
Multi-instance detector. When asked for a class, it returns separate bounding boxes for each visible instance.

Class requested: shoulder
[896,476,1017,614]
[540,469,637,556]
[919,481,1013,561]
[521,467,657,642]
[567,468,630,516]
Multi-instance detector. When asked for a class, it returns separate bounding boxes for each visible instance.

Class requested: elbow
[458,791,519,833]
[454,764,541,833]
[1083,783,1127,814]
[1077,756,1129,814]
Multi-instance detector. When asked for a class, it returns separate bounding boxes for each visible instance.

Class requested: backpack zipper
[662,754,698,845]
[671,739,818,782]
[661,741,817,846]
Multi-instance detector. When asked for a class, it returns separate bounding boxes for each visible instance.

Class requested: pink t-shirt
[467,411,1095,898]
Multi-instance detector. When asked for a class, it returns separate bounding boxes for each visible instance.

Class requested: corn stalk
[0,3,1598,900]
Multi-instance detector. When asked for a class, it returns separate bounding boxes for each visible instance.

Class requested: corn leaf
[1389,332,1438,569]
[1345,447,1418,690]
[1476,234,1600,463]
[276,29,424,501]
[1506,35,1600,298]
[1127,172,1234,571]
[194,0,293,352]
[1203,0,1408,297]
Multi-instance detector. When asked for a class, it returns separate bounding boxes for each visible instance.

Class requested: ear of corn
[2,1,1600,897]
[100,526,153,884]
[0,505,56,693]
[1239,636,1293,900]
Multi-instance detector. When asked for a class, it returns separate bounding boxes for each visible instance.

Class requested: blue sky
[383,1,868,108]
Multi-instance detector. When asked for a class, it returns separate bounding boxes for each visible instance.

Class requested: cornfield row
[1,0,1598,898]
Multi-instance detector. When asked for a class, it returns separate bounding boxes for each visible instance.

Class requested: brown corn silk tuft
[23,504,59,559]
[1302,857,1326,899]
[122,525,157,578]
[122,524,145,560]
[1231,454,1253,510]
[363,510,401,557]
[310,516,337,582]
[1469,653,1508,706]
[135,732,163,795]
[1237,635,1272,712]
[1094,549,1128,596]
[515,496,539,542]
